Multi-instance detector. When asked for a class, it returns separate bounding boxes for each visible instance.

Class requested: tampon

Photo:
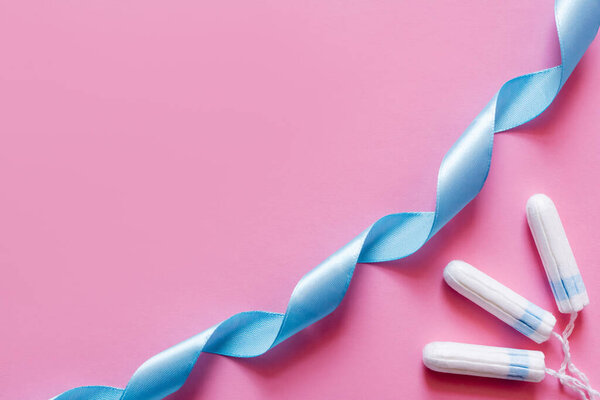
[444,260,556,343]
[423,341,546,382]
[526,194,589,313]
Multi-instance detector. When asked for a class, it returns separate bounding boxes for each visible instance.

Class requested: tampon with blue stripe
[444,260,556,343]
[526,194,589,314]
[423,342,546,382]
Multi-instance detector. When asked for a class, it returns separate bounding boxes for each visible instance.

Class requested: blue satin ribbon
[52,1,600,399]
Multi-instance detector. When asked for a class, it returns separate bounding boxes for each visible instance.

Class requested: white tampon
[526,194,589,313]
[444,260,556,343]
[423,342,546,382]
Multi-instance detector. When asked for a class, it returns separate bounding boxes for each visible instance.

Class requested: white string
[546,313,599,399]
[546,367,589,399]
[562,314,594,391]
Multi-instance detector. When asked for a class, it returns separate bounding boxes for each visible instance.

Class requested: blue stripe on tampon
[549,279,567,301]
[513,304,544,337]
[564,274,586,296]
[550,275,586,301]
[507,352,529,380]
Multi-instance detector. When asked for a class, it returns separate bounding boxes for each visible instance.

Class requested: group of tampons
[423,194,598,399]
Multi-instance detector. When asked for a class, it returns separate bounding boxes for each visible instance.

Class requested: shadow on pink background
[1,1,599,399]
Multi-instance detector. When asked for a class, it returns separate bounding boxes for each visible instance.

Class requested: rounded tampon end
[422,342,444,373]
[526,194,589,313]
[422,341,545,382]
[443,260,468,289]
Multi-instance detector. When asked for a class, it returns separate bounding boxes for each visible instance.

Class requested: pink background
[1,1,600,399]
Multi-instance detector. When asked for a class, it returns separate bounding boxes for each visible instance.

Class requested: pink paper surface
[1,1,600,399]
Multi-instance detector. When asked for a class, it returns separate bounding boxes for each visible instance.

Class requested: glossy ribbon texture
[53,1,600,399]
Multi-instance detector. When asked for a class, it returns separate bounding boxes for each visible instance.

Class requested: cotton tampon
[423,342,546,382]
[526,194,589,313]
[444,260,556,343]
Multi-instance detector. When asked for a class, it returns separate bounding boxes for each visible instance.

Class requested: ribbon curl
[53,1,600,399]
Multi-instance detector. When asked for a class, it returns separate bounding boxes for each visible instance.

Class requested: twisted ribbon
[53,1,600,399]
